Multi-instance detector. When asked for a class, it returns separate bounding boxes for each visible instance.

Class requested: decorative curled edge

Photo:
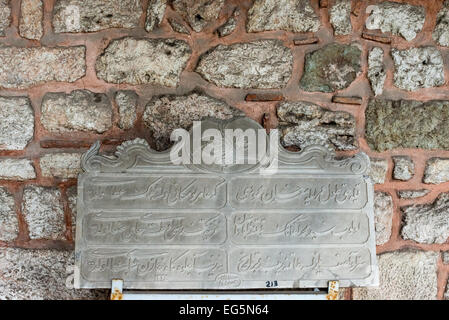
[80,141,100,172]
[115,138,150,157]
[278,143,370,175]
[80,117,370,175]
[81,138,167,173]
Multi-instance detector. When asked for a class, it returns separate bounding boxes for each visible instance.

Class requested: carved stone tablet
[74,117,378,289]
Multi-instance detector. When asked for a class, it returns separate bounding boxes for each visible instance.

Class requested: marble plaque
[74,117,378,289]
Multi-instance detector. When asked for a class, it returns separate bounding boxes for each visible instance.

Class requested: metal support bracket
[110,279,340,300]
[325,281,340,300]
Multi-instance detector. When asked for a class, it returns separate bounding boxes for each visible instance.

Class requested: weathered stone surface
[0,248,108,299]
[277,101,357,151]
[365,99,449,152]
[143,92,243,150]
[353,251,438,300]
[0,159,36,180]
[368,158,388,184]
[217,7,239,37]
[247,0,320,33]
[0,46,85,89]
[0,96,34,150]
[329,0,352,35]
[168,18,189,34]
[402,192,449,244]
[392,47,444,91]
[365,1,425,41]
[96,37,191,87]
[0,0,10,36]
[145,0,167,32]
[0,187,17,242]
[22,186,65,240]
[41,90,112,134]
[19,0,43,40]
[397,189,430,199]
[374,192,393,245]
[172,0,224,32]
[196,40,293,89]
[300,43,361,92]
[393,156,414,181]
[53,0,142,33]
[40,153,81,180]
[116,91,138,130]
[424,158,449,184]
[368,47,386,96]
[443,252,449,264]
[67,186,77,235]
[434,0,449,47]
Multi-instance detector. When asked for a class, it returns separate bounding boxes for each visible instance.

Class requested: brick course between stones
[0,0,448,300]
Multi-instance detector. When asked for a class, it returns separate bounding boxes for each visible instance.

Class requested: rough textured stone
[277,101,356,151]
[374,192,393,245]
[41,90,112,134]
[67,186,77,235]
[217,7,239,37]
[247,0,320,33]
[353,251,438,300]
[443,252,449,264]
[402,192,449,244]
[300,43,361,92]
[365,1,425,41]
[329,0,352,35]
[168,18,189,34]
[397,189,430,199]
[196,40,293,89]
[365,99,449,152]
[116,91,138,130]
[368,158,388,184]
[0,0,10,36]
[393,156,414,181]
[392,47,444,91]
[368,47,386,96]
[143,92,243,150]
[53,0,142,33]
[0,159,36,180]
[145,0,167,32]
[0,187,17,242]
[19,0,43,40]
[172,0,224,32]
[0,46,85,89]
[0,248,108,300]
[40,153,81,180]
[433,0,449,47]
[96,37,191,87]
[424,158,449,184]
[22,186,65,240]
[0,96,34,150]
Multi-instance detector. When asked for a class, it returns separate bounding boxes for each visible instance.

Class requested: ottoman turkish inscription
[74,117,378,289]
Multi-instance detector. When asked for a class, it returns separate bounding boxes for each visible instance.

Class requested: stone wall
[0,0,448,300]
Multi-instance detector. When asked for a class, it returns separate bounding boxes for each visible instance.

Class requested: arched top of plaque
[81,116,370,176]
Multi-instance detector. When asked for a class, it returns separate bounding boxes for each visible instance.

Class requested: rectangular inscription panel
[84,175,227,209]
[84,211,226,245]
[75,119,378,290]
[230,211,369,245]
[229,177,368,209]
